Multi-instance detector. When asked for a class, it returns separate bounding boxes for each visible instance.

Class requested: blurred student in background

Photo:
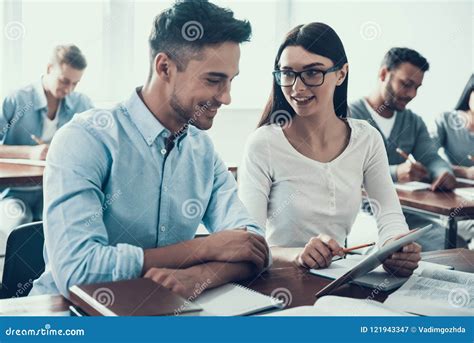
[0,44,92,253]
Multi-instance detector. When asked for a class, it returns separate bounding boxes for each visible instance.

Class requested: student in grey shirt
[350,48,457,251]
[432,74,474,178]
[432,74,474,248]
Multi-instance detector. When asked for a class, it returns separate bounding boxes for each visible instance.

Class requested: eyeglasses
[273,65,341,87]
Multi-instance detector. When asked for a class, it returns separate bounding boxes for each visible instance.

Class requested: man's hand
[296,234,344,269]
[396,160,429,182]
[455,166,474,180]
[28,144,49,160]
[382,236,421,277]
[203,229,269,272]
[431,171,457,191]
[144,266,209,299]
[465,166,474,179]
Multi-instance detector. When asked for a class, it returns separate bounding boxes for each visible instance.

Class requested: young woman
[433,74,474,179]
[239,23,421,276]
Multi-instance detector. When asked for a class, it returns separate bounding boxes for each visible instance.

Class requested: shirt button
[160,148,167,155]
[147,138,153,145]
[160,225,166,232]
[162,132,169,138]
[163,185,168,192]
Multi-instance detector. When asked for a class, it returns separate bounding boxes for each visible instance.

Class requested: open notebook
[70,279,283,316]
[261,296,413,316]
[457,177,474,186]
[181,283,284,316]
[454,187,474,200]
[394,181,431,192]
[384,268,474,316]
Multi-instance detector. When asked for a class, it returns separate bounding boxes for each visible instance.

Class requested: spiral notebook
[182,283,284,316]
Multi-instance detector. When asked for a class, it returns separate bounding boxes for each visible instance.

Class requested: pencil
[396,147,417,164]
[31,134,46,145]
[342,242,375,254]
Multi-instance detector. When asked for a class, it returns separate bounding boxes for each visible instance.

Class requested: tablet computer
[315,224,432,298]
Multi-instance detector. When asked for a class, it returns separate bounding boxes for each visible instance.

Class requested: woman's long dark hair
[455,74,473,111]
[258,22,349,127]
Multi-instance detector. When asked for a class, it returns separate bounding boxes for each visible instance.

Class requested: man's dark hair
[381,47,429,72]
[148,0,251,78]
[455,73,473,111]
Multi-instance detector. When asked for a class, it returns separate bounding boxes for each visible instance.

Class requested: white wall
[209,0,473,165]
[1,0,472,166]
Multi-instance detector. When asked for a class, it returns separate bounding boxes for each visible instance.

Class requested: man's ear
[153,53,175,81]
[379,66,389,82]
[46,63,53,74]
[336,63,349,86]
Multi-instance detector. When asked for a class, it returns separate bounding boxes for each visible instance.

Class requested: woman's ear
[336,63,349,86]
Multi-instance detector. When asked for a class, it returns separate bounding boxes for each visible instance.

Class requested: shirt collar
[124,87,170,146]
[63,94,72,110]
[32,78,48,111]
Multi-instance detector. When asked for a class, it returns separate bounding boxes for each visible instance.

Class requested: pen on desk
[30,134,46,145]
[342,242,375,254]
[396,147,417,164]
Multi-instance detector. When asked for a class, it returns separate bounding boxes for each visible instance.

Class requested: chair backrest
[0,221,44,299]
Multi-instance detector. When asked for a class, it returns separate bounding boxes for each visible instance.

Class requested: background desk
[397,188,474,249]
[0,249,471,316]
[0,162,44,187]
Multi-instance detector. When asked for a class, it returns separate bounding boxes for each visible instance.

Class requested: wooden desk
[0,162,44,187]
[0,249,471,316]
[397,188,474,249]
[243,248,474,309]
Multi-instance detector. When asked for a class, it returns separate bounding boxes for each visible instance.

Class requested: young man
[30,0,269,299]
[0,44,92,253]
[350,47,456,251]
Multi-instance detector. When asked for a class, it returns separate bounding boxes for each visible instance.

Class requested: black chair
[0,221,44,299]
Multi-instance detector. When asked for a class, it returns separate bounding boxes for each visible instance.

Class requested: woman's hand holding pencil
[296,234,345,269]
